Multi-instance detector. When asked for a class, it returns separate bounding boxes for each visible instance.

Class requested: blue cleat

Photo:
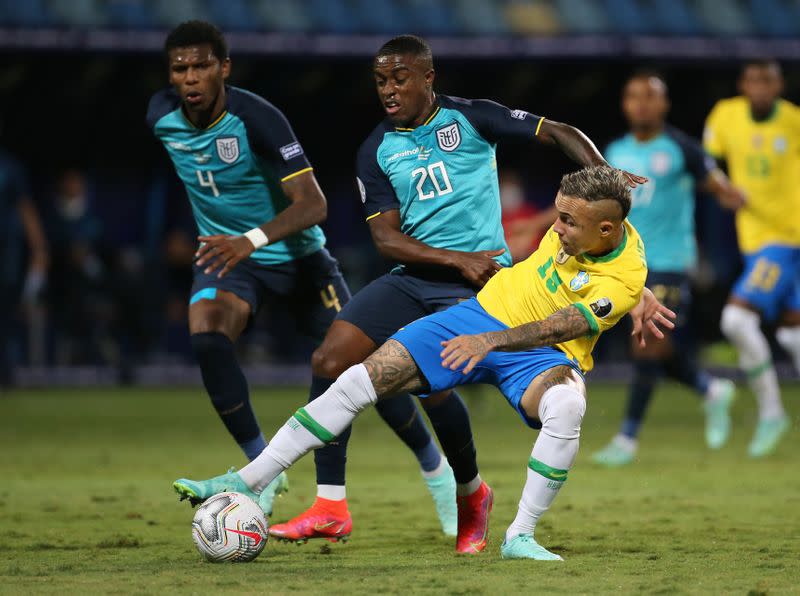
[748,415,790,458]
[257,472,289,517]
[500,533,563,561]
[423,460,457,537]
[173,468,289,516]
[704,378,736,450]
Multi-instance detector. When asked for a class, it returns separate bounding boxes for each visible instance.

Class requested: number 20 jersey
[356,95,548,268]
[147,86,325,265]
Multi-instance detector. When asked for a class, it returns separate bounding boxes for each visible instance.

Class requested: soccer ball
[191,492,269,562]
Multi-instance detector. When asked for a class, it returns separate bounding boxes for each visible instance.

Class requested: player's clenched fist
[440,333,492,374]
[195,234,255,278]
[452,248,506,287]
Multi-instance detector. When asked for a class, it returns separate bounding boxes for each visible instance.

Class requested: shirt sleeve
[356,139,399,220]
[145,88,180,131]
[703,101,728,160]
[572,275,643,336]
[447,97,544,144]
[672,129,716,183]
[235,92,312,182]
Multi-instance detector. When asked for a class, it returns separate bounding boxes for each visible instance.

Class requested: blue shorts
[190,248,350,341]
[336,268,477,345]
[732,245,800,322]
[392,298,582,429]
[646,271,694,348]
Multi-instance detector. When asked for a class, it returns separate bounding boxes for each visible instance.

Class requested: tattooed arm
[440,306,590,374]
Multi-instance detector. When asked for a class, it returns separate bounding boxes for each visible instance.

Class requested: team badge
[215,136,240,164]
[569,271,590,291]
[774,136,787,153]
[590,297,613,319]
[436,122,461,152]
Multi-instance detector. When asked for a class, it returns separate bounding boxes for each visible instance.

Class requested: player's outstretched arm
[629,287,677,347]
[369,210,506,287]
[440,306,591,374]
[196,170,327,278]
[704,169,746,211]
[536,119,647,188]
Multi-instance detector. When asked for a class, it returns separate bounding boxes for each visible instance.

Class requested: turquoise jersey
[606,125,715,273]
[356,95,547,269]
[146,86,325,265]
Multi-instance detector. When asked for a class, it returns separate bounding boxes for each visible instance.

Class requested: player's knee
[720,304,760,343]
[190,331,234,361]
[311,343,359,379]
[538,385,586,440]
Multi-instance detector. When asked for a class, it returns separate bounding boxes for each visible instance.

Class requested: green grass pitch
[1,382,798,594]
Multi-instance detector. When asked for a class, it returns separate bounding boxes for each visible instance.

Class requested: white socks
[238,364,378,492]
[720,304,785,420]
[317,484,347,500]
[505,384,586,543]
[776,326,800,375]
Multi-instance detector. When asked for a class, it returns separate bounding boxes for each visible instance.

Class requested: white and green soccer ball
[191,492,268,562]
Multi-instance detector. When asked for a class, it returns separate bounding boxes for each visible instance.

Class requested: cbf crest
[216,136,240,164]
[569,271,590,292]
[435,122,461,152]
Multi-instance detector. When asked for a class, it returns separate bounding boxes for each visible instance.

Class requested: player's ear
[425,68,435,90]
[598,220,614,237]
[221,57,231,80]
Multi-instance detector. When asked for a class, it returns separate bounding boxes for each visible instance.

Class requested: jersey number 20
[411,161,453,201]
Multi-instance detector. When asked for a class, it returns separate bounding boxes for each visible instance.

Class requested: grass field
[1,382,798,594]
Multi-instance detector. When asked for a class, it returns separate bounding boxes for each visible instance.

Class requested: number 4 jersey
[147,86,325,265]
[357,95,549,268]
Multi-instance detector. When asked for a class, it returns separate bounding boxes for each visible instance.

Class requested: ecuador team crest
[436,122,461,152]
[216,136,240,164]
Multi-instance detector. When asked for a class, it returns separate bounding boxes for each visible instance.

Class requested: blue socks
[190,332,264,461]
[621,360,662,439]
[310,376,353,486]
[424,391,477,484]
[375,395,442,473]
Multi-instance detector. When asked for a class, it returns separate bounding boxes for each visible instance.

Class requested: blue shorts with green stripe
[391,298,582,429]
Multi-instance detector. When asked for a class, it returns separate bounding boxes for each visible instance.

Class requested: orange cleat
[269,497,352,544]
[455,482,493,554]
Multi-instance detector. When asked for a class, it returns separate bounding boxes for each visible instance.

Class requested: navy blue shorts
[190,248,350,341]
[392,298,582,429]
[732,245,800,322]
[336,268,477,345]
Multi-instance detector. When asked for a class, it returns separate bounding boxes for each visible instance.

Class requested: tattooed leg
[519,365,586,423]
[364,339,428,398]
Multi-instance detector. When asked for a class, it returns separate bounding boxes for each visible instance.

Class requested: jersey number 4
[411,161,453,201]
[197,170,220,197]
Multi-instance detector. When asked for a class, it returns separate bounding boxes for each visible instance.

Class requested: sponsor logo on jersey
[510,109,529,120]
[418,146,433,161]
[386,145,431,162]
[435,122,461,152]
[279,141,303,161]
[194,153,212,164]
[590,297,613,318]
[556,248,570,264]
[168,141,193,151]
[752,134,764,149]
[216,136,240,164]
[774,136,787,153]
[569,271,590,291]
[357,177,366,203]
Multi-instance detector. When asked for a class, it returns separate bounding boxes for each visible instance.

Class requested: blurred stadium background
[1,0,799,387]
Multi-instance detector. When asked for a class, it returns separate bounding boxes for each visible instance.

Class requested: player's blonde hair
[559,166,632,219]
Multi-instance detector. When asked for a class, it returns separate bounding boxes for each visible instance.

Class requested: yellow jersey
[477,221,647,373]
[703,97,800,253]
